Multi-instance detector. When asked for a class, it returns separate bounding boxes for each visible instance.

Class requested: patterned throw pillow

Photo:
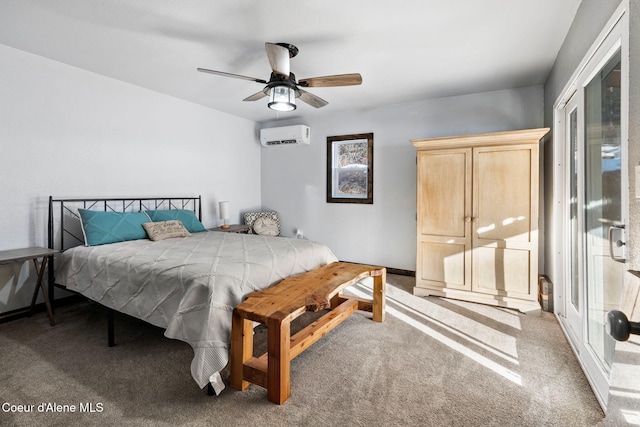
[252,217,279,236]
[243,211,280,236]
[142,220,192,241]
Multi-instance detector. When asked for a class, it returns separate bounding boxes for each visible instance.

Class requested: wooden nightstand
[209,224,251,233]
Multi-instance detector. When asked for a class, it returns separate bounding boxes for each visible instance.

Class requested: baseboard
[338,260,415,277]
[386,268,415,277]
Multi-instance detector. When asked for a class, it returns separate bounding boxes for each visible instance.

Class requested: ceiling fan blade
[298,73,362,87]
[243,91,268,102]
[197,68,267,84]
[298,89,328,108]
[265,42,290,77]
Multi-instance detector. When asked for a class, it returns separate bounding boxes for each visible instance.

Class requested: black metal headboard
[47,196,202,252]
[47,196,202,303]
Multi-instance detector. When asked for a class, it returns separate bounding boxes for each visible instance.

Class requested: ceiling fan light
[268,85,296,111]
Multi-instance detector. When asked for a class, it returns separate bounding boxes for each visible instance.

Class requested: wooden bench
[230,261,386,404]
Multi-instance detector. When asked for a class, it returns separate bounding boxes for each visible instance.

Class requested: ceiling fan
[197,42,362,112]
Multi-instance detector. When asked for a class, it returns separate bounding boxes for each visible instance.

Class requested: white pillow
[252,217,279,236]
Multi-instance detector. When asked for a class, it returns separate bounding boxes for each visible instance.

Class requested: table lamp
[219,201,230,229]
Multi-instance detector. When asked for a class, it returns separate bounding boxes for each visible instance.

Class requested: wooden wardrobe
[411,128,549,311]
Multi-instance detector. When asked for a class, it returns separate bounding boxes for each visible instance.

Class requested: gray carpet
[0,275,604,426]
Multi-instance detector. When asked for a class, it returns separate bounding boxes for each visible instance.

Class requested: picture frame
[326,133,374,204]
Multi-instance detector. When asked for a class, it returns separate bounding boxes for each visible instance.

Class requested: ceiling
[0,0,582,123]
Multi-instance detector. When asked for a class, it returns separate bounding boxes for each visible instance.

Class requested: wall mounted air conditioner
[260,125,310,146]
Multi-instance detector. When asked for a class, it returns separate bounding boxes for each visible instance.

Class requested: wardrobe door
[471,144,538,300]
[416,149,472,291]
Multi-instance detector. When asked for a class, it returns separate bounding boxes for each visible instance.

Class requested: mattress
[55,231,338,389]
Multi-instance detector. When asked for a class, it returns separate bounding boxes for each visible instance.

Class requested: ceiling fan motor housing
[263,72,301,98]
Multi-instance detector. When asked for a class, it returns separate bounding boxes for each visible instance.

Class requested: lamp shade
[219,201,230,220]
[268,85,296,111]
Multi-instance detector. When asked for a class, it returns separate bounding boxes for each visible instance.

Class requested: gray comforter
[55,231,338,389]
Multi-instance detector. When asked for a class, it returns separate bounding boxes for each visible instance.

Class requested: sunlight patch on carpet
[386,304,522,385]
[347,281,522,385]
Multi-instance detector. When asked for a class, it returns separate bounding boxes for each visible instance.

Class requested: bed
[47,196,338,393]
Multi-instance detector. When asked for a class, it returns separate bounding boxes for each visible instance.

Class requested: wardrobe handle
[464,217,471,223]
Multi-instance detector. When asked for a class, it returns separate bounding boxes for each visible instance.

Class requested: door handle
[607,310,640,341]
[608,224,626,263]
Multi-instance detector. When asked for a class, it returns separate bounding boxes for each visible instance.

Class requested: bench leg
[267,317,291,404]
[230,310,253,391]
[372,269,386,323]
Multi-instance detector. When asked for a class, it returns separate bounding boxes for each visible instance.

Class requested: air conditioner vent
[264,139,298,145]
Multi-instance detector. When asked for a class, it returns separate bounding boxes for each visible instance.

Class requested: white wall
[260,86,544,271]
[0,44,261,314]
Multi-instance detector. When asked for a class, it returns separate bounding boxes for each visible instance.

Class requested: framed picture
[326,133,373,204]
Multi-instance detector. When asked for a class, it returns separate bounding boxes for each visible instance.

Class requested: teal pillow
[145,209,206,233]
[78,209,150,246]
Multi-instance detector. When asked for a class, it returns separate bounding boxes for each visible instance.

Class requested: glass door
[583,49,623,374]
[557,13,627,407]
